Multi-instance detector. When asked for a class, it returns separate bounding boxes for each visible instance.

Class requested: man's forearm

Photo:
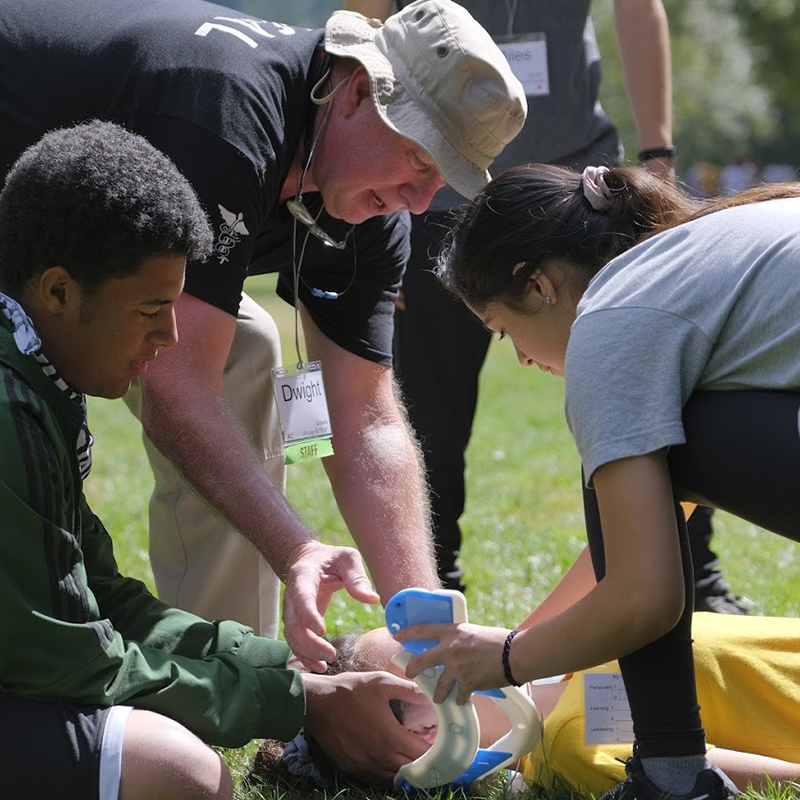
[141,380,316,579]
[323,413,439,600]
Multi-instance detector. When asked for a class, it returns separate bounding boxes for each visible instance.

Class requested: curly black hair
[0,120,212,294]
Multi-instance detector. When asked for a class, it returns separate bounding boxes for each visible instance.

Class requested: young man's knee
[120,710,233,800]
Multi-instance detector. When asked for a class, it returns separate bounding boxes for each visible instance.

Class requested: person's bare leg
[707,748,800,794]
[119,710,234,800]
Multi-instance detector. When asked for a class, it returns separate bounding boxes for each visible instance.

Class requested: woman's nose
[515,344,534,367]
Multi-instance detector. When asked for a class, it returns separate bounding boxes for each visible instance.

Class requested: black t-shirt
[0,0,409,364]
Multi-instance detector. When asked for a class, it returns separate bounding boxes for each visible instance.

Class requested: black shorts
[0,691,112,800]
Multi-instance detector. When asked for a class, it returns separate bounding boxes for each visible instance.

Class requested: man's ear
[36,266,78,316]
[337,64,371,117]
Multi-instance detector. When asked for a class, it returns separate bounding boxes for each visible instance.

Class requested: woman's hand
[394,623,511,705]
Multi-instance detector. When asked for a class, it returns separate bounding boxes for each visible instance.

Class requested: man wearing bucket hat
[0,0,526,681]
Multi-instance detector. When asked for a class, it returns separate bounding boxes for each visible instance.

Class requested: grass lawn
[85,274,800,800]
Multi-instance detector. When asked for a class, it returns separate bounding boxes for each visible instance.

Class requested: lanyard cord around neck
[291,215,317,370]
[504,0,519,36]
[290,50,334,371]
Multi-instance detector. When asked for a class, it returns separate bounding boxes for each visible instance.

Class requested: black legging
[582,390,800,758]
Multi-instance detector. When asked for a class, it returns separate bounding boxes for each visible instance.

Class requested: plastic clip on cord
[310,287,339,300]
[385,589,542,792]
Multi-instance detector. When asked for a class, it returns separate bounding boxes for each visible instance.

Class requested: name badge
[583,672,634,745]
[271,361,334,465]
[494,33,549,96]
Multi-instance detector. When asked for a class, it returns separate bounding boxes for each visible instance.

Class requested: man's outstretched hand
[302,671,429,785]
[283,540,380,671]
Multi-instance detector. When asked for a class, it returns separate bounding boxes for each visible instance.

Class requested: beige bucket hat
[325,0,527,199]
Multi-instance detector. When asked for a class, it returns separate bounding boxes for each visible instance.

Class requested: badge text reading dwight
[274,369,331,442]
[271,361,333,464]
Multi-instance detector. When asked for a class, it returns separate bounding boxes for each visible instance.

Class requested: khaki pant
[125,294,284,637]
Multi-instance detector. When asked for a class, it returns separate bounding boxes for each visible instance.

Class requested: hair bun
[582,166,612,211]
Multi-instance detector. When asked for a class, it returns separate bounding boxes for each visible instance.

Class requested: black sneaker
[598,756,740,800]
[694,578,752,615]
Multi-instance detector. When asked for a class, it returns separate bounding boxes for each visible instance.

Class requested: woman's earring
[544,295,552,305]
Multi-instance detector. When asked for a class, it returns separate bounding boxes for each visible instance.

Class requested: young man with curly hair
[0,121,428,800]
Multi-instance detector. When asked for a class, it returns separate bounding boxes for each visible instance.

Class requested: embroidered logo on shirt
[214,205,250,265]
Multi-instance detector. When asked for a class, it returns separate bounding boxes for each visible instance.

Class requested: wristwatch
[638,145,677,162]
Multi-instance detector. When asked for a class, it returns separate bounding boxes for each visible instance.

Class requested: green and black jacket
[0,316,304,747]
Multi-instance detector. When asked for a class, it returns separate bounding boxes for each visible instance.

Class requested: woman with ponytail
[394,165,800,800]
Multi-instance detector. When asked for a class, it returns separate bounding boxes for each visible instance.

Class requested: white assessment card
[584,672,634,745]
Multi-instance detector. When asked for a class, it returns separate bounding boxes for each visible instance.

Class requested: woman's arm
[520,506,693,631]
[511,452,686,681]
[397,452,687,700]
[517,546,596,630]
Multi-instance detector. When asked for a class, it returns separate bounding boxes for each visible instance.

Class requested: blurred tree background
[217,0,799,181]
[594,0,799,178]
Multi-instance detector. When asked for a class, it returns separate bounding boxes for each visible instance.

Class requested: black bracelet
[638,145,677,162]
[502,629,523,687]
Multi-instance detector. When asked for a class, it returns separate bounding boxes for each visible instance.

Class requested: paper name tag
[272,361,334,464]
[495,33,549,96]
[584,673,634,745]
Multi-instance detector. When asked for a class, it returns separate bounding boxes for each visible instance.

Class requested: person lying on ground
[258,613,800,797]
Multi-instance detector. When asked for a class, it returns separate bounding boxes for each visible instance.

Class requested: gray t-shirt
[565,197,800,481]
